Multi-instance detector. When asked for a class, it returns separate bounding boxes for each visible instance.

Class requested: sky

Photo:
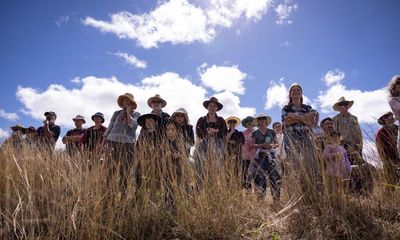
[0,0,399,155]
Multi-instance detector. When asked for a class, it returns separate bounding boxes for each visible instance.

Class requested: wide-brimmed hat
[72,114,86,124]
[256,113,272,126]
[226,116,241,127]
[117,93,137,109]
[11,124,25,132]
[137,113,162,127]
[91,112,105,123]
[25,126,36,133]
[241,116,256,128]
[378,112,393,125]
[333,97,354,111]
[203,97,223,111]
[44,111,57,119]
[171,108,189,124]
[147,94,167,108]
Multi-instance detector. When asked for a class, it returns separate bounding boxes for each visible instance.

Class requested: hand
[43,120,48,125]
[126,105,132,113]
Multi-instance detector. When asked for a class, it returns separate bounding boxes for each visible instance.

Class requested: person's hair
[272,122,281,128]
[388,74,400,97]
[330,130,341,138]
[288,84,304,104]
[320,117,333,126]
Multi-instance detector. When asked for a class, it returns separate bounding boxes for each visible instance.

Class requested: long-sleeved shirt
[332,113,363,150]
[375,124,400,166]
[323,144,352,178]
[242,128,256,160]
[104,110,140,143]
[195,114,227,140]
[389,96,400,120]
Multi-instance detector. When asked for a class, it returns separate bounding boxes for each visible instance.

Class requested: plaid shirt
[281,103,316,133]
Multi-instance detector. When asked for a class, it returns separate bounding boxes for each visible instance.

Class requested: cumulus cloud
[110,51,147,69]
[198,63,247,94]
[16,72,253,130]
[317,82,389,124]
[0,128,9,139]
[275,1,298,25]
[82,0,272,48]
[70,77,81,84]
[0,109,19,121]
[323,69,345,87]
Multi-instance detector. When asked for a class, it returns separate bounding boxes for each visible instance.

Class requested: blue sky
[0,0,399,151]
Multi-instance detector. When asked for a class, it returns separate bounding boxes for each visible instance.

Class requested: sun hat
[117,93,137,109]
[242,116,256,128]
[10,124,25,132]
[225,116,241,127]
[378,112,393,126]
[256,113,272,126]
[137,113,162,127]
[44,111,57,119]
[203,97,223,111]
[72,114,86,124]
[91,112,105,123]
[147,94,167,108]
[171,108,189,124]
[333,97,354,112]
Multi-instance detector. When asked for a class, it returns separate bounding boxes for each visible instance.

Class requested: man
[375,112,400,189]
[62,115,86,156]
[332,97,363,156]
[36,111,61,151]
[81,112,107,157]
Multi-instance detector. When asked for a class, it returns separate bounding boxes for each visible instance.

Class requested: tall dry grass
[0,140,399,239]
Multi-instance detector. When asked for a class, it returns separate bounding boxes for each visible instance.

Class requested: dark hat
[10,124,25,132]
[44,111,57,119]
[25,126,36,133]
[91,112,105,123]
[137,113,162,127]
[242,116,256,128]
[203,97,223,111]
[378,112,393,126]
[147,94,167,108]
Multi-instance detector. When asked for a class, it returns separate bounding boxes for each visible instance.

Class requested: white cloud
[110,51,147,69]
[363,138,382,168]
[317,83,389,124]
[0,109,19,121]
[55,15,70,27]
[280,41,292,47]
[264,78,288,109]
[82,0,272,48]
[323,69,345,87]
[16,72,253,130]
[275,1,298,25]
[70,77,81,84]
[0,128,9,139]
[214,91,256,118]
[198,64,247,94]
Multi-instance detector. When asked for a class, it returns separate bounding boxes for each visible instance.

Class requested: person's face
[166,124,178,140]
[290,86,302,99]
[207,102,218,114]
[257,118,267,127]
[74,119,84,128]
[122,98,131,109]
[273,123,282,133]
[246,122,254,130]
[394,82,400,95]
[93,116,103,124]
[151,100,162,111]
[384,114,395,125]
[332,135,341,144]
[173,113,186,125]
[338,102,349,114]
[145,118,156,131]
[228,120,237,129]
[322,120,334,133]
[46,115,56,123]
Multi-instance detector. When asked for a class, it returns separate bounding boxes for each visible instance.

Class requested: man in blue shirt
[36,111,61,151]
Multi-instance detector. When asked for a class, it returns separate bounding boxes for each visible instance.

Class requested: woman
[387,74,400,156]
[225,116,245,178]
[104,93,140,195]
[281,83,320,197]
[242,116,256,188]
[194,97,228,181]
[171,108,194,157]
[82,112,107,158]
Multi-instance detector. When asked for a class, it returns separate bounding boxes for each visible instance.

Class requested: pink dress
[242,129,256,160]
[323,144,351,178]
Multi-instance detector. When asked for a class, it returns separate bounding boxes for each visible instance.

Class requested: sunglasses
[338,102,348,107]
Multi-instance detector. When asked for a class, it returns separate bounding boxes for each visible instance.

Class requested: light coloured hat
[171,108,189,124]
[242,116,256,128]
[225,116,241,127]
[333,96,354,111]
[147,94,167,108]
[91,112,105,123]
[256,113,272,126]
[203,97,223,111]
[118,93,137,109]
[72,114,86,124]
[378,112,393,126]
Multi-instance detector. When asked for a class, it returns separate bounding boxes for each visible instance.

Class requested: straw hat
[378,112,393,126]
[203,97,223,111]
[242,116,256,128]
[147,94,167,108]
[171,108,189,124]
[333,97,354,111]
[72,114,86,124]
[137,113,162,127]
[117,93,137,109]
[44,111,57,119]
[225,116,241,127]
[10,124,25,132]
[256,113,272,126]
[91,112,105,123]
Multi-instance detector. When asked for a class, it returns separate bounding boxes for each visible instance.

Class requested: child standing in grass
[323,131,352,196]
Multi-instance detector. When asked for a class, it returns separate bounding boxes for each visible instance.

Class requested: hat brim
[118,95,138,109]
[44,112,57,119]
[91,115,105,123]
[242,118,256,128]
[203,101,223,111]
[378,112,393,125]
[73,118,86,124]
[147,97,167,108]
[226,116,241,127]
[333,100,354,111]
[256,116,272,126]
[11,126,25,131]
[137,114,162,127]
[171,111,189,124]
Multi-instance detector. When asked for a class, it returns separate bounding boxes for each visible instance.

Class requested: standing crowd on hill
[3,75,400,201]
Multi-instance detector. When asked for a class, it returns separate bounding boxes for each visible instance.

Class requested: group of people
[3,76,400,202]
